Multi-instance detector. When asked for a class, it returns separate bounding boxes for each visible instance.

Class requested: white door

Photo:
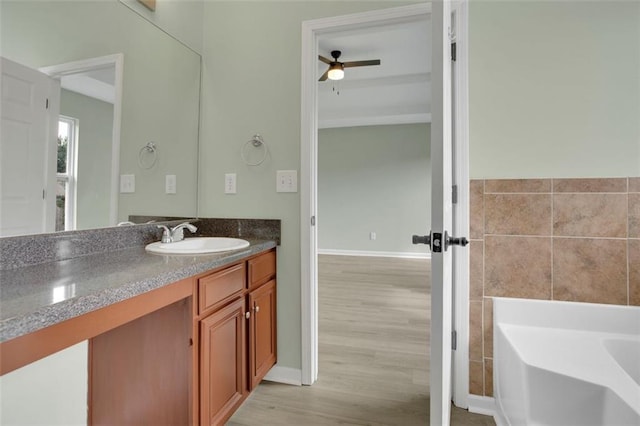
[424,1,456,424]
[0,57,60,236]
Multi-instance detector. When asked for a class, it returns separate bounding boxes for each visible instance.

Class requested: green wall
[60,90,114,230]
[199,0,421,371]
[200,0,639,372]
[119,0,204,53]
[318,124,430,254]
[469,0,640,179]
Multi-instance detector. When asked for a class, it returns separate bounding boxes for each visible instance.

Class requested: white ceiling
[317,16,431,129]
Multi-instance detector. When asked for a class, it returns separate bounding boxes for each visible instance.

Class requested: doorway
[40,54,124,229]
[301,2,470,411]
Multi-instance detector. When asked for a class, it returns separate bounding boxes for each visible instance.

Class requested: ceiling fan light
[327,63,344,80]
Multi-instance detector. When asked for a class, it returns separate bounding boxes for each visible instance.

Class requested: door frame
[451,0,470,409]
[39,53,124,227]
[300,2,470,408]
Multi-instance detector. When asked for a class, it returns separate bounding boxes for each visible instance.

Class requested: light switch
[165,175,176,194]
[225,173,237,194]
[120,174,135,193]
[276,170,297,193]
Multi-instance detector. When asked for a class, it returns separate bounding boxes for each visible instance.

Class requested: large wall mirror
[0,0,201,237]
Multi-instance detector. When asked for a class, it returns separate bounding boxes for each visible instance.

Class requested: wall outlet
[120,174,135,193]
[165,175,176,194]
[276,170,297,193]
[370,232,376,240]
[225,173,237,194]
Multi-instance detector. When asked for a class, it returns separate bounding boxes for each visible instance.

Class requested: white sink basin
[145,237,250,255]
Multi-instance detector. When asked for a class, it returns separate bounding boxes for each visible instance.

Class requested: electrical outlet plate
[120,174,135,193]
[225,173,237,194]
[276,170,297,193]
[165,175,176,194]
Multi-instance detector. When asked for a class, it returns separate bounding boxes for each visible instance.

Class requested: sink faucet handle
[156,225,172,243]
[170,222,198,242]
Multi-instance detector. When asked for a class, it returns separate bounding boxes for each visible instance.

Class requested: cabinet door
[200,298,246,426]
[248,279,277,390]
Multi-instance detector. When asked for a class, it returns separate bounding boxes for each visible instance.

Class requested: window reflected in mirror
[56,117,77,231]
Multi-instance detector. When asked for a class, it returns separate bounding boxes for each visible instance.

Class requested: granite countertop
[0,239,276,343]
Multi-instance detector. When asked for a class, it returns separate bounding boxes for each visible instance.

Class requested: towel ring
[240,134,269,166]
[138,142,158,170]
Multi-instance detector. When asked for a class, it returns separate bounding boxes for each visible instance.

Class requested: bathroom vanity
[89,248,276,425]
[0,223,278,426]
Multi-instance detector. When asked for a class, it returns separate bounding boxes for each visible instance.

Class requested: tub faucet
[157,222,197,243]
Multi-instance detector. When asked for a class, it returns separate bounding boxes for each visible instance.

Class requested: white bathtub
[493,297,640,426]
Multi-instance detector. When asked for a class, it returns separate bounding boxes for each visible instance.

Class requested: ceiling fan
[318,50,381,81]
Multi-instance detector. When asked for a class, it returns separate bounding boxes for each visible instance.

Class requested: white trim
[451,0,471,410]
[44,79,61,233]
[40,53,123,227]
[263,365,302,386]
[318,249,430,259]
[467,395,496,418]
[300,15,318,387]
[301,3,432,387]
[319,113,431,129]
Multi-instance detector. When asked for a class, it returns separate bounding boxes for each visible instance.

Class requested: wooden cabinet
[199,298,247,426]
[197,249,277,425]
[198,263,245,313]
[248,279,276,390]
[89,298,192,425]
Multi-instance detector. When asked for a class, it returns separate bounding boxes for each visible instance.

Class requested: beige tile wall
[469,177,640,397]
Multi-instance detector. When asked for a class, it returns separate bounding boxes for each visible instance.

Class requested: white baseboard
[263,365,302,386]
[467,395,496,417]
[318,249,430,259]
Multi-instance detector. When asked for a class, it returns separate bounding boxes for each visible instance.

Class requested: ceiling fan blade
[343,59,381,68]
[318,55,332,65]
[318,69,329,81]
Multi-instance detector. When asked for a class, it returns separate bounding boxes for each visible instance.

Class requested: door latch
[432,232,443,252]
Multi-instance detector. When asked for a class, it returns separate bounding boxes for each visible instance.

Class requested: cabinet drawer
[199,263,245,313]
[248,251,276,289]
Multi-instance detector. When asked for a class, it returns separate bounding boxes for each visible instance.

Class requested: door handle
[444,231,469,250]
[412,234,431,246]
[412,231,468,252]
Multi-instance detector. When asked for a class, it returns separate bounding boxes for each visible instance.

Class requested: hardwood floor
[227,255,495,425]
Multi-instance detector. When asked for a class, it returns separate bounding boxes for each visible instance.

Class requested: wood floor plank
[228,255,495,425]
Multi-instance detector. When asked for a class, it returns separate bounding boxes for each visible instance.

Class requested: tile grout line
[627,178,630,305]
[481,179,486,395]
[484,234,628,240]
[551,179,554,301]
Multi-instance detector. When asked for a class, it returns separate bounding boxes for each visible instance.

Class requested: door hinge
[452,185,458,204]
[452,330,457,350]
[311,216,315,226]
[42,189,46,199]
[451,42,457,62]
[45,98,49,109]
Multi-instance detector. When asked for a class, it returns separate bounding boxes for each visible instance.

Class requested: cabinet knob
[245,311,251,319]
[254,305,260,313]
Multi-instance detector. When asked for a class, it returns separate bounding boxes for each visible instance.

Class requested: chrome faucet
[157,222,197,243]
